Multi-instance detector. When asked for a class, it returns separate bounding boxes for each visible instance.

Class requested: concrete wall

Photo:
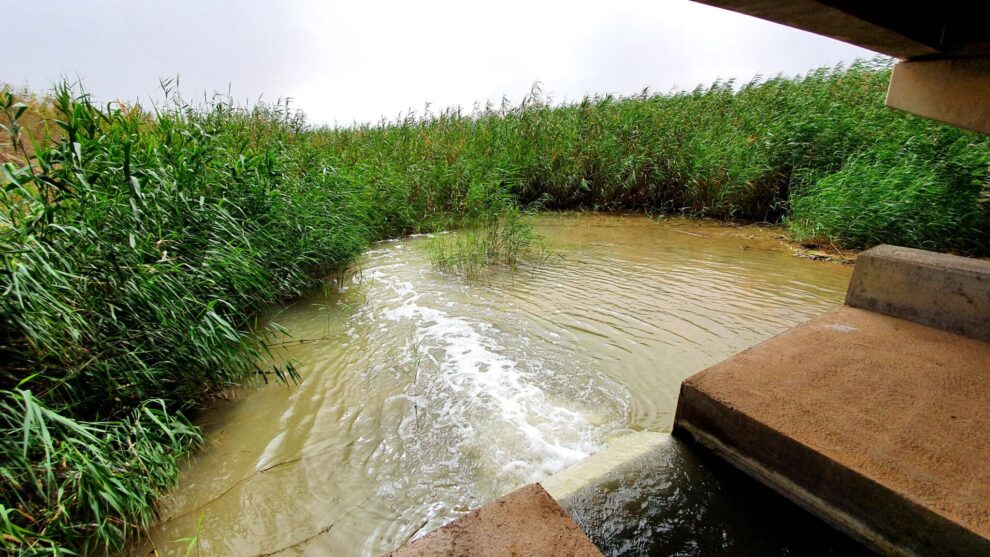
[845,244,990,342]
[887,58,990,135]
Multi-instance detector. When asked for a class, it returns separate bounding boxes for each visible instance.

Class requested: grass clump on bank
[787,147,990,250]
[1,59,989,554]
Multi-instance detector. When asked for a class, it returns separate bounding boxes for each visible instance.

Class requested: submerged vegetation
[428,203,540,277]
[1,58,988,554]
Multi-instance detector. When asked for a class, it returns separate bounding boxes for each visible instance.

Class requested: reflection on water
[140,214,852,556]
[559,435,874,556]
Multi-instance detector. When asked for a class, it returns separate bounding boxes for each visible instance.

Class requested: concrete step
[386,483,602,557]
[674,306,990,557]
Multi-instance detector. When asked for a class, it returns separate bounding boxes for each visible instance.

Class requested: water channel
[141,214,863,556]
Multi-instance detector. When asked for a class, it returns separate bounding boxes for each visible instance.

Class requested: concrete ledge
[887,58,990,135]
[673,307,990,557]
[386,483,602,557]
[845,244,990,342]
[543,432,671,502]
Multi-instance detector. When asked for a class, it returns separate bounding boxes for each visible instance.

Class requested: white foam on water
[366,247,607,492]
[257,431,286,471]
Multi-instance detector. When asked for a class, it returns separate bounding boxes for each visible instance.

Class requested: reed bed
[1,58,988,554]
[0,85,383,554]
[311,58,989,253]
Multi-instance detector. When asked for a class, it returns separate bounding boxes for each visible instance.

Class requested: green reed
[428,205,540,277]
[310,58,989,252]
[0,84,381,554]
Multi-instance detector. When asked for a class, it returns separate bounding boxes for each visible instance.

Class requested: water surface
[142,214,853,556]
[560,435,873,556]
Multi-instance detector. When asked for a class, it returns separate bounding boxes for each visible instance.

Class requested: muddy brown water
[140,214,854,556]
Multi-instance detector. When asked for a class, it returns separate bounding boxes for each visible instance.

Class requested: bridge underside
[693,0,990,133]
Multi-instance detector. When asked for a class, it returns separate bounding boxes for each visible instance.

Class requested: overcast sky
[4,0,879,126]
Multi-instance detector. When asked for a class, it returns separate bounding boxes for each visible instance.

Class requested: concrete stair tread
[386,483,603,557]
[676,305,990,556]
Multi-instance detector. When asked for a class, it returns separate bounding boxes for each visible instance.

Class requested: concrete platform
[386,483,603,557]
[844,244,990,342]
[674,306,990,556]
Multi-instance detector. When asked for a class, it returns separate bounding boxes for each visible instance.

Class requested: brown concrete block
[845,244,990,342]
[386,483,603,557]
[673,307,990,557]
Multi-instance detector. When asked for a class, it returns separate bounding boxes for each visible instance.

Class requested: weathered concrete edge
[673,382,990,557]
[674,418,909,557]
[887,58,990,135]
[845,244,990,342]
[386,483,603,557]
[543,432,670,502]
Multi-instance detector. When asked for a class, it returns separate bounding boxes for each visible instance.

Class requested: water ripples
[141,214,850,556]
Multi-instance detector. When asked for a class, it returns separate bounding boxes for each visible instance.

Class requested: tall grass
[1,59,988,554]
[0,79,507,554]
[310,58,989,252]
[0,85,382,554]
